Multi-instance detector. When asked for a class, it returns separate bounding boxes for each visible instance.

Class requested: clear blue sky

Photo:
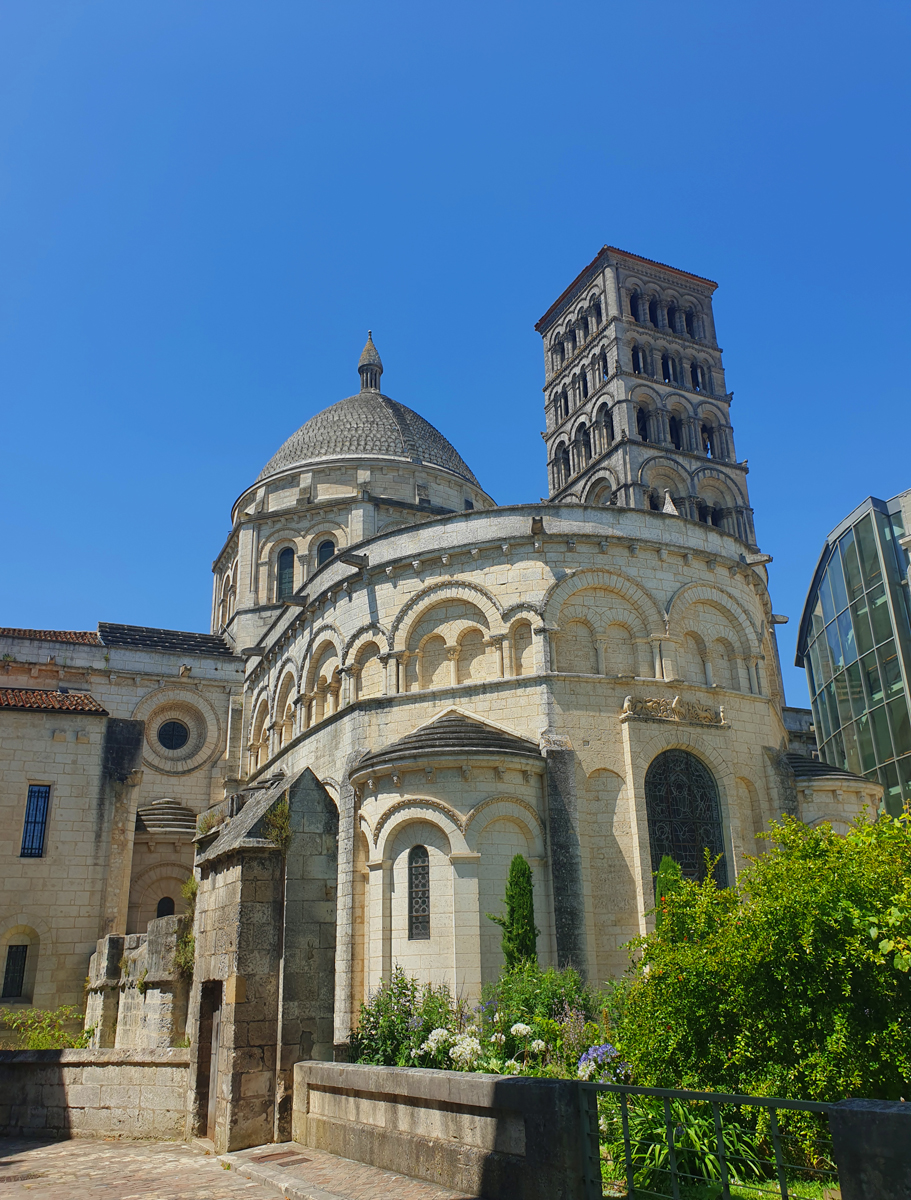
[1,1,908,706]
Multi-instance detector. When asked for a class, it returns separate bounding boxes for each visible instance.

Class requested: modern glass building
[796,490,911,815]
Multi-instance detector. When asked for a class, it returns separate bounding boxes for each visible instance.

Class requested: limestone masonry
[1,249,881,1146]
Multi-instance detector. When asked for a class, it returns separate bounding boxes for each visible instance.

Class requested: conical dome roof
[257,391,480,485]
[257,335,481,486]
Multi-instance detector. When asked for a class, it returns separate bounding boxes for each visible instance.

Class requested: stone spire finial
[358,331,383,392]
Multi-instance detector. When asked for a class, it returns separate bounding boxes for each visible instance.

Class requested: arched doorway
[644,750,728,888]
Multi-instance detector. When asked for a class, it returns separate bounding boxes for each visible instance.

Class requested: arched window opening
[408,845,430,940]
[711,507,725,529]
[2,945,29,999]
[156,896,175,918]
[567,329,577,353]
[599,350,609,383]
[645,749,727,887]
[631,346,643,375]
[317,539,335,567]
[593,300,602,326]
[562,388,570,418]
[669,414,682,450]
[685,310,695,337]
[666,303,678,334]
[648,490,661,511]
[629,292,642,322]
[555,443,571,486]
[598,405,614,447]
[578,424,592,464]
[701,424,716,458]
[277,547,295,600]
[691,362,704,391]
[636,407,649,441]
[555,341,565,367]
[580,369,589,399]
[580,316,589,340]
[648,297,660,326]
[697,501,710,524]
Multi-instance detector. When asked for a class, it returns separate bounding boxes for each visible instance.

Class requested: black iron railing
[579,1082,838,1199]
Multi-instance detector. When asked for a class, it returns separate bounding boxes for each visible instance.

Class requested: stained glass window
[408,845,430,940]
[645,750,727,889]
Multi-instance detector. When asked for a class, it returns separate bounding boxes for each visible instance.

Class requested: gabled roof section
[0,687,108,714]
[0,628,103,645]
[357,710,541,773]
[97,623,238,658]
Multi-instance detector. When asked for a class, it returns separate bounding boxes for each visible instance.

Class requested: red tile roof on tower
[0,687,109,714]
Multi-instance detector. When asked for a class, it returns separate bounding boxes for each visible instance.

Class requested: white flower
[530,1039,547,1054]
[420,1027,451,1053]
[492,1012,501,1024]
[503,1058,522,1074]
[490,1031,506,1045]
[449,1035,482,1067]
[410,1048,419,1057]
[578,1060,596,1081]
[463,1025,479,1037]
[510,1023,532,1038]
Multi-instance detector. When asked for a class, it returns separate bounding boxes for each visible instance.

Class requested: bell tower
[535,246,755,545]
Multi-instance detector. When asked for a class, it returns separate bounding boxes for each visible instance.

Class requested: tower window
[691,362,704,391]
[649,490,661,511]
[562,388,569,418]
[702,424,716,458]
[580,316,589,340]
[158,720,190,750]
[636,407,649,441]
[408,845,430,939]
[2,945,28,998]
[156,896,176,918]
[599,351,608,382]
[669,414,682,450]
[317,539,335,567]
[667,304,678,333]
[593,300,602,326]
[629,292,642,322]
[685,310,695,337]
[20,785,50,858]
[648,297,660,326]
[632,346,643,374]
[277,547,295,599]
[580,369,588,399]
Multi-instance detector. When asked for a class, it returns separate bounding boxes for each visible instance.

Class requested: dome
[257,392,480,487]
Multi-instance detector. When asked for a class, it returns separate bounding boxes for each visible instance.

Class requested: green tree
[488,854,540,968]
[618,814,911,1102]
[653,854,683,930]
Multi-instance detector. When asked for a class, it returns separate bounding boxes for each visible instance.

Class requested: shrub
[654,854,683,930]
[349,965,470,1068]
[263,797,292,854]
[487,854,539,967]
[174,874,198,978]
[0,1005,93,1050]
[617,813,911,1102]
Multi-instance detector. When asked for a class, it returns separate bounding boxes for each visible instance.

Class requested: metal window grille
[20,785,51,858]
[408,845,430,940]
[2,945,28,998]
[645,750,727,888]
[277,548,295,599]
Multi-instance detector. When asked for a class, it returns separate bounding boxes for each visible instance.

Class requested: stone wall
[0,1048,189,1140]
[292,1061,598,1200]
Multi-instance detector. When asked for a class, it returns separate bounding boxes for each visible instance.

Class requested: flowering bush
[348,966,470,1067]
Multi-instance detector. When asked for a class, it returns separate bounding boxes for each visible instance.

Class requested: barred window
[277,547,295,600]
[645,749,727,889]
[408,845,430,940]
[20,785,50,858]
[2,945,28,998]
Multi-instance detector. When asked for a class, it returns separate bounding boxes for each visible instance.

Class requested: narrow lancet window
[408,845,430,939]
[20,785,50,858]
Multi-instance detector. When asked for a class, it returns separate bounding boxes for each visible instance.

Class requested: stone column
[449,852,482,1001]
[486,634,507,678]
[541,740,588,977]
[446,645,460,687]
[594,638,610,676]
[650,639,664,680]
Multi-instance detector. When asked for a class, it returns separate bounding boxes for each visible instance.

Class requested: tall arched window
[691,362,704,391]
[685,310,695,337]
[277,547,295,599]
[632,346,644,374]
[562,388,570,418]
[593,300,602,326]
[666,303,678,334]
[629,292,642,322]
[599,350,609,382]
[669,414,682,450]
[156,896,175,918]
[648,297,660,326]
[555,443,571,486]
[317,539,335,567]
[701,424,716,458]
[636,406,649,441]
[580,368,588,399]
[645,749,727,888]
[408,845,430,939]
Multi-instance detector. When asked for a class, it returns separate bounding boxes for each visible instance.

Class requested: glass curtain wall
[799,499,911,815]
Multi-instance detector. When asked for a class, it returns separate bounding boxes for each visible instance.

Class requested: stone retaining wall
[292,1061,597,1200]
[0,1048,190,1140]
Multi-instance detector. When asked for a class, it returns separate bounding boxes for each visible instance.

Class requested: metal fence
[579,1082,839,1199]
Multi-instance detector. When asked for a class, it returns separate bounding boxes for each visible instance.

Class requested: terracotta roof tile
[0,688,108,714]
[0,628,103,645]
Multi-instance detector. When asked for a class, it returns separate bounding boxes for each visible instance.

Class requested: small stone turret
[358,331,383,392]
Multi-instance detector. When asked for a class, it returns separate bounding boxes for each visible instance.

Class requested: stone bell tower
[535,246,756,546]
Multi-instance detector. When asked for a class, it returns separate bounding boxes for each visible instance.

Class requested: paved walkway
[0,1138,479,1200]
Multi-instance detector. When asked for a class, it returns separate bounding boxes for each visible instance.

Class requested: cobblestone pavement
[0,1138,479,1200]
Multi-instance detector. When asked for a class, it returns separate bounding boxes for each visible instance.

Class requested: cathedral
[0,246,880,1037]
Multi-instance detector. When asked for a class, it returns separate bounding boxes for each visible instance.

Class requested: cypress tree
[487,854,539,967]
[654,855,683,929]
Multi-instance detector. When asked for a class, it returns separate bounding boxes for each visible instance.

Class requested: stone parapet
[292,1061,598,1200]
[0,1047,190,1140]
